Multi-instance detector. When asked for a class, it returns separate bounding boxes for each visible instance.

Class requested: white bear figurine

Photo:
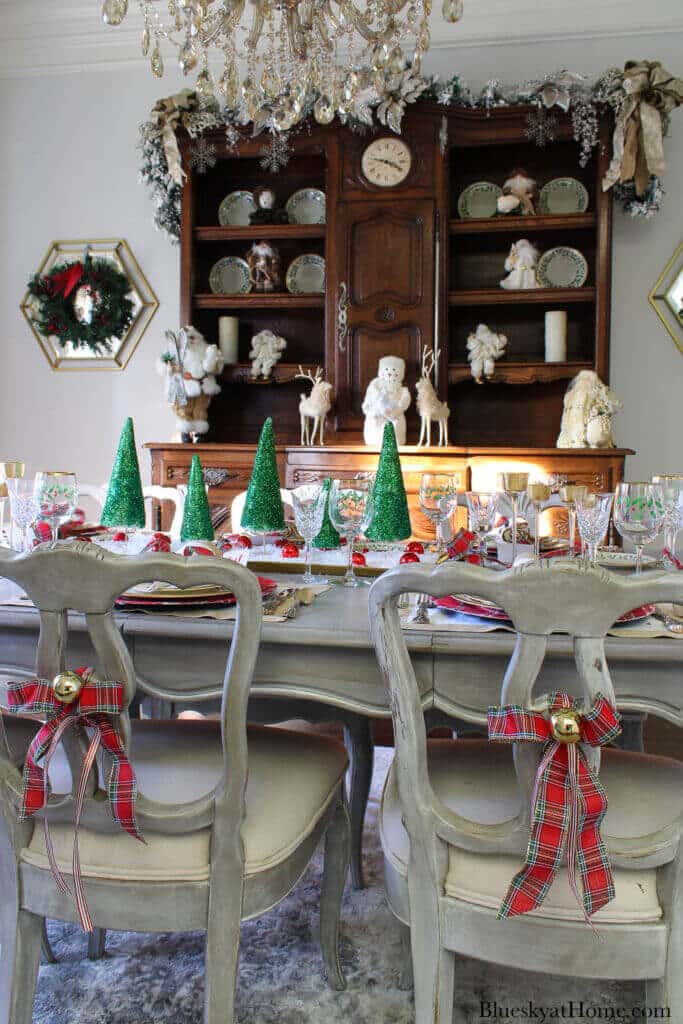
[500,239,540,290]
[361,355,411,447]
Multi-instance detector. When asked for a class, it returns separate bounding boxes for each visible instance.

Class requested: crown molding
[1,0,682,79]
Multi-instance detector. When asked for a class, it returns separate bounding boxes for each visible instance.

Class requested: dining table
[1,570,682,887]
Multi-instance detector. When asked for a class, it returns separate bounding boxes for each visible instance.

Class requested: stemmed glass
[8,480,39,552]
[526,482,551,561]
[329,477,375,588]
[291,482,328,585]
[652,474,683,565]
[419,474,457,556]
[0,482,7,546]
[501,472,529,565]
[575,493,613,566]
[33,471,78,543]
[2,460,25,549]
[614,482,666,574]
[559,484,588,559]
[465,491,498,558]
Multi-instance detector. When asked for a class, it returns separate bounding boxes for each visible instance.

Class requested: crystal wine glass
[2,460,25,549]
[559,483,588,559]
[34,471,78,543]
[329,477,375,588]
[291,482,328,585]
[465,491,498,558]
[614,482,665,574]
[652,474,683,565]
[575,493,613,566]
[526,482,551,561]
[500,472,529,565]
[0,482,7,547]
[419,473,457,556]
[8,479,39,552]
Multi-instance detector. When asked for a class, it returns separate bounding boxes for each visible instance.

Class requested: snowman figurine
[361,355,412,447]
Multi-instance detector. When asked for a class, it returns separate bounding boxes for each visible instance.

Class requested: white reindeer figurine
[296,365,333,446]
[416,345,450,447]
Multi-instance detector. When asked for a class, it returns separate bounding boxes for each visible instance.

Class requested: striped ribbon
[6,669,144,932]
[488,691,621,923]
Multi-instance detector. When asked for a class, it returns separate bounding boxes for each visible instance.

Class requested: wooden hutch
[147,102,632,531]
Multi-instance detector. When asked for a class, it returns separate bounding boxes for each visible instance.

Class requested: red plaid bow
[5,668,144,931]
[488,691,621,923]
[439,529,481,565]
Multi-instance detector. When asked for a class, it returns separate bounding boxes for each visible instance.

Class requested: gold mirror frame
[20,239,159,371]
[649,240,683,356]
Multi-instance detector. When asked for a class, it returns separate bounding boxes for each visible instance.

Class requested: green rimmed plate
[209,256,252,295]
[536,246,588,289]
[538,177,589,215]
[457,181,502,219]
[286,253,326,294]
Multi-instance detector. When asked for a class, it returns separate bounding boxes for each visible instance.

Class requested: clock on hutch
[147,104,632,533]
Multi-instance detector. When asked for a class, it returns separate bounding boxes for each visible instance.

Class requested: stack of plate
[434,594,655,627]
[116,577,277,612]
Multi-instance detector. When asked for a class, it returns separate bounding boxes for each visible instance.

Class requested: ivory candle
[544,310,567,362]
[218,316,239,364]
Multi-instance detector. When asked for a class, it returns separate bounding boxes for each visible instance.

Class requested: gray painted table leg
[40,918,56,963]
[343,715,373,890]
[87,927,107,959]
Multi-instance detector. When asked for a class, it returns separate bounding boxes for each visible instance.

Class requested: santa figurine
[361,355,411,447]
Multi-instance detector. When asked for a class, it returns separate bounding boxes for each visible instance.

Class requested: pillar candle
[544,311,567,363]
[218,317,239,364]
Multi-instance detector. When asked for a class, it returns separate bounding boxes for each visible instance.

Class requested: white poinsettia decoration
[527,70,586,112]
[376,70,427,133]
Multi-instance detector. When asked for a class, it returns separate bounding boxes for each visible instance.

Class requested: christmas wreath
[26,255,135,355]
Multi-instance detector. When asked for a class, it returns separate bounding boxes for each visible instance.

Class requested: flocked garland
[26,255,135,355]
[139,63,681,243]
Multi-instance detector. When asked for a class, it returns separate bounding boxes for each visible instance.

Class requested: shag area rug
[35,749,643,1024]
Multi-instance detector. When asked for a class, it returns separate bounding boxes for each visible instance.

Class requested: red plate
[434,595,655,625]
[116,576,277,609]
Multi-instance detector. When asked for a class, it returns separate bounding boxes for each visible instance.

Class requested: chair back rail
[0,542,262,839]
[369,561,683,862]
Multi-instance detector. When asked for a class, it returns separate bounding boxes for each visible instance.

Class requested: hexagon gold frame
[20,239,159,371]
[649,240,683,356]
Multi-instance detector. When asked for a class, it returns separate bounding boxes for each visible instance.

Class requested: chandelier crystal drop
[101,0,464,131]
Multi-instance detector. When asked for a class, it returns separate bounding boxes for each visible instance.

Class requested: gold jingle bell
[52,671,83,705]
[550,708,581,744]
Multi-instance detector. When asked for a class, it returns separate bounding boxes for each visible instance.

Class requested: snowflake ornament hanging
[259,133,292,173]
[525,109,559,147]
[189,138,217,173]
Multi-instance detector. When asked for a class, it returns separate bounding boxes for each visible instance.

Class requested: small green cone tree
[241,417,285,533]
[313,477,341,549]
[366,421,412,541]
[101,417,146,528]
[180,455,215,542]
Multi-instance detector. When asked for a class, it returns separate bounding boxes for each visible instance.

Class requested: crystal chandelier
[101,1,464,129]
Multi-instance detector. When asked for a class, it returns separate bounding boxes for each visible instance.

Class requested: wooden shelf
[221,362,321,384]
[195,224,326,241]
[449,213,596,235]
[448,287,596,307]
[194,293,324,309]
[448,361,592,385]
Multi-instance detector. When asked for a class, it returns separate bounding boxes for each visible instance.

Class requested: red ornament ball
[236,534,253,549]
[352,552,366,566]
[112,530,127,543]
[34,521,52,543]
[399,552,420,564]
[405,541,424,554]
[281,543,300,559]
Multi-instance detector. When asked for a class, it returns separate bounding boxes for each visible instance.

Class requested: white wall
[0,30,681,484]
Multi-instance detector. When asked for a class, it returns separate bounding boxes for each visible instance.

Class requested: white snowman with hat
[361,355,412,447]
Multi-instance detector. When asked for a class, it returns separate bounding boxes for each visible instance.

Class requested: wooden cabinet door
[332,199,435,436]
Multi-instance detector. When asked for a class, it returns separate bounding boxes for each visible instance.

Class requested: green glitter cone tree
[313,478,341,549]
[180,455,215,542]
[101,417,146,528]
[241,417,285,533]
[366,422,412,541]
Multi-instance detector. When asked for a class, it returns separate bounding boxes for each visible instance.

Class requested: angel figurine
[500,239,540,290]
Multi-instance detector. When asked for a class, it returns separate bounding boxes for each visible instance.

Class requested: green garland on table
[139,61,681,242]
[26,256,134,355]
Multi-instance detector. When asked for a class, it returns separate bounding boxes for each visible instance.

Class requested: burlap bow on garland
[603,61,683,197]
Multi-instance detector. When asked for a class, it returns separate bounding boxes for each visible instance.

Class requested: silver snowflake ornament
[189,138,217,173]
[259,133,292,173]
[525,109,558,147]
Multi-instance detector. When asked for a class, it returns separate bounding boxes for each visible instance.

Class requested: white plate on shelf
[209,256,252,295]
[286,254,326,294]
[538,178,589,215]
[536,246,588,288]
[286,188,326,225]
[218,190,257,226]
[457,182,502,219]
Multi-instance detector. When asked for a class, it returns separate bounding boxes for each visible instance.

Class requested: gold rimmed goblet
[559,483,589,558]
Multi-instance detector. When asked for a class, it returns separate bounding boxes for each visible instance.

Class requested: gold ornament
[52,671,84,705]
[550,708,581,744]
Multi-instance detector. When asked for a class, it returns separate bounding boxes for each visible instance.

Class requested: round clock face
[361,138,412,187]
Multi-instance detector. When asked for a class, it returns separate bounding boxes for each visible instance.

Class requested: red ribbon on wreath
[488,691,621,923]
[48,262,84,299]
[5,667,144,931]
